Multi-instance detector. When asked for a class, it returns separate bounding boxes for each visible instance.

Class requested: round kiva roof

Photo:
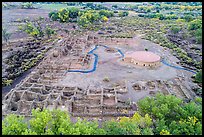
[125,51,161,63]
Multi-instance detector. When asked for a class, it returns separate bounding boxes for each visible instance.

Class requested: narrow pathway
[66,45,124,73]
[161,59,197,74]
[67,44,197,75]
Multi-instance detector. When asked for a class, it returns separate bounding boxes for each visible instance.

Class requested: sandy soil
[2,8,75,42]
[55,35,181,102]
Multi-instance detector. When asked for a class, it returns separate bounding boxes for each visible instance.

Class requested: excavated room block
[10,91,24,102]
[103,95,116,106]
[21,91,37,102]
[18,100,33,115]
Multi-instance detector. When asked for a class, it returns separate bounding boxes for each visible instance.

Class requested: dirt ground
[2,9,50,39]
[2,7,199,120]
[2,31,198,121]
[2,8,75,42]
[55,35,185,102]
[2,7,78,97]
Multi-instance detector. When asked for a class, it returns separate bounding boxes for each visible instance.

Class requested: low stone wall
[124,57,161,67]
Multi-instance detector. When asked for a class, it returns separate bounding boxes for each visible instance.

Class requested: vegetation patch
[2,93,202,135]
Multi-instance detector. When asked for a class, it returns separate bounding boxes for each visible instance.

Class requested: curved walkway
[161,59,197,74]
[67,45,197,75]
[67,45,124,73]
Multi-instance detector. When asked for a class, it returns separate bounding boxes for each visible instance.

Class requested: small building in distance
[124,51,161,67]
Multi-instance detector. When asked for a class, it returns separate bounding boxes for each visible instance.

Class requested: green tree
[29,109,53,134]
[49,11,59,21]
[103,112,154,135]
[2,94,202,135]
[67,7,80,18]
[2,114,27,135]
[77,10,100,28]
[138,93,202,135]
[103,120,127,135]
[58,8,69,23]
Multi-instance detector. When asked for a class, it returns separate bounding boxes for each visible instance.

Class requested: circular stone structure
[124,51,161,67]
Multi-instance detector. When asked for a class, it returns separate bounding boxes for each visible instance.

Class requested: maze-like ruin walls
[131,77,196,99]
[2,34,196,120]
[2,34,133,119]
[2,83,132,118]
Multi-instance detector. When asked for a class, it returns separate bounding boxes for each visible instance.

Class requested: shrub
[118,11,129,17]
[103,76,110,82]
[23,22,40,38]
[66,2,77,6]
[45,26,56,38]
[195,29,202,44]
[21,2,34,9]
[112,5,118,9]
[2,28,11,43]
[188,19,202,30]
[38,16,44,21]
[48,8,114,28]
[4,79,13,86]
[156,13,164,20]
[138,14,145,17]
[101,16,108,22]
[99,10,114,18]
[35,21,44,38]
[170,26,181,34]
[183,14,194,22]
[146,9,151,12]
[49,11,59,21]
[194,70,202,83]
[21,21,56,39]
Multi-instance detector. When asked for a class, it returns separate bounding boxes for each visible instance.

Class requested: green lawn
[33,3,82,11]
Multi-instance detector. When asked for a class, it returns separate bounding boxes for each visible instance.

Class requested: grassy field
[33,3,82,11]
